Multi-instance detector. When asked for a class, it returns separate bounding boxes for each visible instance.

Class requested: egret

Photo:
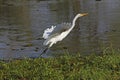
[40,13,88,55]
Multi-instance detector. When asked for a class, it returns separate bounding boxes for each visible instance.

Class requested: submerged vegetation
[0,49,120,80]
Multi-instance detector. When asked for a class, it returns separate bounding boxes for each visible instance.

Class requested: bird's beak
[81,13,88,16]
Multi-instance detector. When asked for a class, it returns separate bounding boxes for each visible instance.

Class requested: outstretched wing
[42,26,56,39]
[43,23,71,39]
[49,23,72,37]
[43,23,72,46]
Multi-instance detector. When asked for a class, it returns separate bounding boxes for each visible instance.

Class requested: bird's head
[72,13,88,24]
[77,13,88,17]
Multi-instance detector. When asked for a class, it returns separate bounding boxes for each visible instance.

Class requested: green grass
[0,49,120,80]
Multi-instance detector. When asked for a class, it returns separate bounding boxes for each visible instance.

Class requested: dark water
[0,0,120,60]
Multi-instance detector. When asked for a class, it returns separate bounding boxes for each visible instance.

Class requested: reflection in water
[0,0,35,59]
[0,0,120,60]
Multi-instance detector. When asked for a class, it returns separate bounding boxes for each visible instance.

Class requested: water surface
[0,0,120,60]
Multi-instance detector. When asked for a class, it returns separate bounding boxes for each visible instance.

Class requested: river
[0,0,120,60]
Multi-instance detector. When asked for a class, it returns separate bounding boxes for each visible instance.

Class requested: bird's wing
[43,23,72,46]
[49,23,72,37]
[42,26,56,39]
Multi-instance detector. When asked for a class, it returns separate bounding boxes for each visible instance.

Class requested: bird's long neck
[69,15,80,31]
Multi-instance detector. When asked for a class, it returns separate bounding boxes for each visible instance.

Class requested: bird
[40,13,88,56]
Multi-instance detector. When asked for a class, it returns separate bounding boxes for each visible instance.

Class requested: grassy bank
[0,49,120,80]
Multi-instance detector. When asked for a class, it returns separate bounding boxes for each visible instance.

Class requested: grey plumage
[49,23,72,38]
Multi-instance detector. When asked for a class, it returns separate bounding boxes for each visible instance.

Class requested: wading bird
[40,13,88,55]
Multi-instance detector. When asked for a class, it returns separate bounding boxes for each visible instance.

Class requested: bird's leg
[39,42,54,57]
[39,47,49,57]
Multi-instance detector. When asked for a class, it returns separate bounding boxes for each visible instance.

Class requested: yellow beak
[81,13,88,16]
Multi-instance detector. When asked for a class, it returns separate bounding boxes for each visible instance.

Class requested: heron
[40,13,88,55]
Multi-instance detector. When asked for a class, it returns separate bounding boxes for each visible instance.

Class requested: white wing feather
[42,26,56,39]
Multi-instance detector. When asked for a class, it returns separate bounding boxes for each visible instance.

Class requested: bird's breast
[56,30,70,41]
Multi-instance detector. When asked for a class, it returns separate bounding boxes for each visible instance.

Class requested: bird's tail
[39,47,49,57]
